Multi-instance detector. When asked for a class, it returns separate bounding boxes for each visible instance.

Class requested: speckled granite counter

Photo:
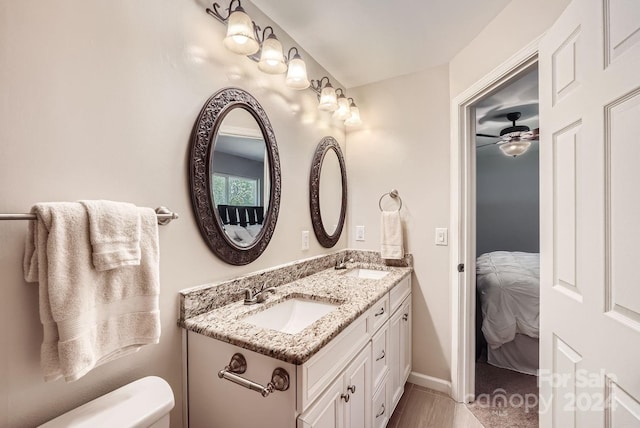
[180,252,412,365]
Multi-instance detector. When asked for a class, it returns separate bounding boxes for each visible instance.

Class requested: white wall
[0,1,346,427]
[346,0,571,388]
[346,65,452,381]
[449,0,572,99]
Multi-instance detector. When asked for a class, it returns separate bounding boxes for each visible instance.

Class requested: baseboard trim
[408,371,452,396]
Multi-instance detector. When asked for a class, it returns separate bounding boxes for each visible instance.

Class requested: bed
[476,251,539,375]
[217,205,264,247]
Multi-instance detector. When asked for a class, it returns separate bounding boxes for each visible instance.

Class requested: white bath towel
[380,211,404,260]
[79,200,141,271]
[23,202,160,382]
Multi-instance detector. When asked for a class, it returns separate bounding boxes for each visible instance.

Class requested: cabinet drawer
[390,276,411,314]
[367,294,389,334]
[372,376,389,428]
[371,325,389,392]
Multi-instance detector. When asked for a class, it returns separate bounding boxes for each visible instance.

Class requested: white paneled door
[539,0,640,426]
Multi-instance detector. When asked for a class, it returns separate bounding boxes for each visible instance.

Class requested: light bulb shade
[499,139,531,157]
[285,56,310,89]
[223,7,259,55]
[345,101,362,126]
[258,35,287,74]
[333,95,351,120]
[318,84,338,111]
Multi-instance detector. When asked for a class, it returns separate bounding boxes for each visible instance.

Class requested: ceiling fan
[477,112,539,157]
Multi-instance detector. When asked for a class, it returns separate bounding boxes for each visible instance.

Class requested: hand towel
[380,211,404,260]
[24,202,160,382]
[79,200,141,271]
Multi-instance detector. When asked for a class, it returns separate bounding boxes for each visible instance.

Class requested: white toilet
[39,376,175,428]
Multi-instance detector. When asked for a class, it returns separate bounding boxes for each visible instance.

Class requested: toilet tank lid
[39,376,175,428]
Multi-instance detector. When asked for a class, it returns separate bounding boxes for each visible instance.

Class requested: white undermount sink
[243,298,338,335]
[344,268,390,280]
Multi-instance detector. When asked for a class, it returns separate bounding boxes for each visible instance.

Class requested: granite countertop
[183,263,412,365]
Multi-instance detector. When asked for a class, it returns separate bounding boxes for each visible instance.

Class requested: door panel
[604,0,640,66]
[605,89,640,331]
[540,0,640,426]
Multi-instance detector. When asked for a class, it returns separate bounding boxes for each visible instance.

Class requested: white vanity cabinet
[186,274,412,428]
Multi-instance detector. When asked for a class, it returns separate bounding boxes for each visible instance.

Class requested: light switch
[302,230,309,250]
[355,225,365,241]
[435,228,448,246]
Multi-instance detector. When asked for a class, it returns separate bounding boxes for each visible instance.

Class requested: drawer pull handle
[402,313,409,321]
[375,307,385,317]
[341,393,350,403]
[218,353,290,398]
[376,350,386,361]
[347,385,356,394]
[376,404,386,418]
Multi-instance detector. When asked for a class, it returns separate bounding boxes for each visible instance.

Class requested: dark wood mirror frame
[189,87,281,265]
[309,136,347,248]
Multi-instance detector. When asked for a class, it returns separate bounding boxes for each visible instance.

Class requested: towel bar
[378,189,402,212]
[0,206,179,226]
[217,353,290,398]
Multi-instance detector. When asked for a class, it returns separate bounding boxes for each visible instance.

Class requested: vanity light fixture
[205,1,362,125]
[312,77,338,112]
[333,89,351,120]
[258,27,287,74]
[284,47,310,90]
[345,98,362,126]
[207,0,260,55]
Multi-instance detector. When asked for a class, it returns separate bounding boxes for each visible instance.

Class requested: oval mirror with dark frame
[189,87,281,265]
[309,136,347,248]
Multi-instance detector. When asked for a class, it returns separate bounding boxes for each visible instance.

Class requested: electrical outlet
[435,228,448,246]
[302,230,309,250]
[355,225,365,241]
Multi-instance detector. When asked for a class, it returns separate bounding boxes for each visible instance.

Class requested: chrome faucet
[334,255,353,270]
[244,282,277,305]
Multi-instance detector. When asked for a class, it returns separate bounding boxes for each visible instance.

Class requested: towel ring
[378,189,402,212]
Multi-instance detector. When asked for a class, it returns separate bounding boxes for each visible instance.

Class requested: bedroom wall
[0,1,346,427]
[476,143,540,256]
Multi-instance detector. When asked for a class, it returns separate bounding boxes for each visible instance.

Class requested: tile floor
[388,383,485,428]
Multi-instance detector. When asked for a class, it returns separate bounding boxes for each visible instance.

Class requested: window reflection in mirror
[211,107,269,248]
[319,148,343,235]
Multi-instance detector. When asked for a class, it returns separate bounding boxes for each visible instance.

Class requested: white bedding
[476,251,540,350]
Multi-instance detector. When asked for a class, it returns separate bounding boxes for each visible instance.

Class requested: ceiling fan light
[499,140,531,157]
[223,5,259,55]
[318,83,338,111]
[285,54,310,90]
[258,34,287,74]
[333,94,351,120]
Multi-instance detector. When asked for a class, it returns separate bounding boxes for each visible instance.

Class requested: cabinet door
[343,345,371,428]
[400,297,412,384]
[389,294,412,413]
[388,305,403,412]
[298,377,344,428]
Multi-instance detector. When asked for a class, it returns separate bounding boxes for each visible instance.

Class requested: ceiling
[475,66,539,147]
[251,0,512,88]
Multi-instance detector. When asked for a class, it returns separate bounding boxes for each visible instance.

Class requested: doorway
[449,39,539,406]
[467,65,541,427]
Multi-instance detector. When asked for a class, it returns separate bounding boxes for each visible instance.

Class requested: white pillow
[225,225,254,244]
[245,224,263,238]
